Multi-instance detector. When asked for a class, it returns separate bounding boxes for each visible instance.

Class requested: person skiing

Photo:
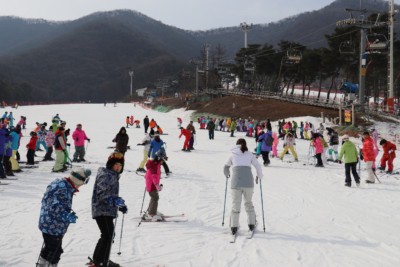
[258,128,273,166]
[230,119,237,137]
[206,118,216,140]
[43,126,55,161]
[186,121,196,150]
[125,116,130,128]
[279,132,298,161]
[26,131,38,165]
[53,127,67,172]
[3,129,13,177]
[10,126,21,172]
[143,115,149,133]
[38,167,91,267]
[136,131,153,173]
[223,138,263,235]
[338,135,360,187]
[179,127,191,152]
[112,127,129,155]
[91,152,127,267]
[72,123,90,162]
[311,132,324,167]
[378,139,396,174]
[36,125,48,153]
[326,128,339,162]
[0,125,7,178]
[362,131,376,183]
[142,150,166,221]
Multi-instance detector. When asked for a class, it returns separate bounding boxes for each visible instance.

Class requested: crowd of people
[1,107,398,267]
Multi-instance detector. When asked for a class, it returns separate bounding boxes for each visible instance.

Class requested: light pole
[129,70,134,98]
[240,22,252,48]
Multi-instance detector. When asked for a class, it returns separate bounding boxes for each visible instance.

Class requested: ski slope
[0,103,399,267]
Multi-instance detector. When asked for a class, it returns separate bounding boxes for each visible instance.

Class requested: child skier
[142,150,166,221]
[378,139,397,174]
[38,167,91,267]
[26,131,38,165]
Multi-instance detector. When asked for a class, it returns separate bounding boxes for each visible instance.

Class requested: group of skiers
[2,106,396,266]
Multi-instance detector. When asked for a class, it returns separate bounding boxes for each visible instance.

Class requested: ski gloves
[156,184,163,191]
[63,211,78,224]
[108,196,128,214]
[223,165,230,178]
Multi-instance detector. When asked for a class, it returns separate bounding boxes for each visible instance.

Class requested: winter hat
[106,151,125,173]
[69,167,92,186]
[342,134,349,141]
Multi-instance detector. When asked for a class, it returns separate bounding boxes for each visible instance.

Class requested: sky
[0,0,357,31]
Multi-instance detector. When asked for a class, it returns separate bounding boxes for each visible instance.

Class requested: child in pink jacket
[312,133,324,167]
[143,155,164,221]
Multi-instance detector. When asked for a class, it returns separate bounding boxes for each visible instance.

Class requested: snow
[1,103,400,267]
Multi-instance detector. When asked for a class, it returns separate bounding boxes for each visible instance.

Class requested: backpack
[265,134,273,146]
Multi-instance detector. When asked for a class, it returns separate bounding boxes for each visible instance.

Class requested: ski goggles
[71,169,92,184]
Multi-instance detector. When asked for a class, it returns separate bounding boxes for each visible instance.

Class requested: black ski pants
[26,149,35,164]
[93,216,115,266]
[345,162,360,186]
[208,130,214,140]
[261,151,270,165]
[162,161,170,174]
[40,233,64,264]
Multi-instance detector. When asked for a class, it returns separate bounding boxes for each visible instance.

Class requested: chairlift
[286,49,302,63]
[366,33,388,51]
[216,66,227,75]
[244,62,255,72]
[339,41,355,55]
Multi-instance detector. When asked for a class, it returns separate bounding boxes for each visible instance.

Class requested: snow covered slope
[0,103,399,267]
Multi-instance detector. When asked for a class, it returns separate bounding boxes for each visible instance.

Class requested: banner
[344,110,351,123]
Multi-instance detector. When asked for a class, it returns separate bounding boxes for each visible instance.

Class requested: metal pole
[359,29,366,112]
[195,64,199,97]
[259,179,266,232]
[129,71,134,98]
[388,0,394,99]
[222,176,229,226]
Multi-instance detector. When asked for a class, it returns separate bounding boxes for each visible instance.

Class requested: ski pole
[107,215,118,260]
[139,187,146,216]
[117,213,125,255]
[35,241,45,267]
[259,178,266,232]
[373,171,381,184]
[222,176,229,226]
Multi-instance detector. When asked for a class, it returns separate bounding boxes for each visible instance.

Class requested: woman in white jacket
[224,138,263,235]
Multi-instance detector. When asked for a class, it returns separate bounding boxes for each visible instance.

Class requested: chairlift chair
[286,50,302,63]
[244,62,255,72]
[366,33,388,50]
[339,41,355,55]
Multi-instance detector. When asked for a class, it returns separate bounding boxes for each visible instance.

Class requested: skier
[53,127,67,172]
[177,117,182,128]
[230,119,237,137]
[0,125,7,178]
[142,150,166,221]
[206,118,216,140]
[279,132,298,161]
[378,139,396,174]
[91,152,127,267]
[186,121,196,150]
[179,127,191,151]
[223,138,263,235]
[258,128,273,166]
[362,131,376,183]
[149,119,157,130]
[326,128,339,162]
[10,126,21,172]
[136,131,153,173]
[338,135,360,187]
[143,115,149,133]
[271,131,279,158]
[7,112,14,127]
[26,131,38,165]
[311,133,324,167]
[36,125,48,153]
[43,126,55,161]
[38,167,91,267]
[112,127,129,155]
[125,116,130,128]
[72,123,90,162]
[3,129,13,177]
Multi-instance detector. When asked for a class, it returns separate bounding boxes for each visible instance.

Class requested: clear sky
[0,0,398,30]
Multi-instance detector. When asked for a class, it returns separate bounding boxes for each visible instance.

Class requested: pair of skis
[137,213,187,224]
[230,229,255,243]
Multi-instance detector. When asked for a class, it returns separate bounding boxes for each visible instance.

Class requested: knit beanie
[69,167,92,186]
[106,152,125,173]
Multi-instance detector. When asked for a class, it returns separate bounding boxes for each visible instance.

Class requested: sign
[344,110,351,123]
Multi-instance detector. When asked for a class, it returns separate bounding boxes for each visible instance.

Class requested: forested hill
[0,0,397,102]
